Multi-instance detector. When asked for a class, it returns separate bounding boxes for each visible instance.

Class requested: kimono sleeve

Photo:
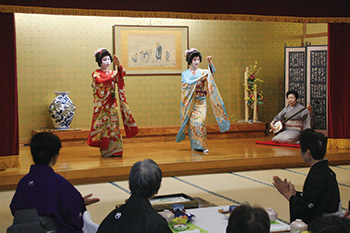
[58,180,86,231]
[302,108,312,129]
[9,179,28,216]
[208,64,216,74]
[289,172,328,223]
[154,216,173,233]
[273,106,287,122]
[181,71,197,85]
[116,65,126,89]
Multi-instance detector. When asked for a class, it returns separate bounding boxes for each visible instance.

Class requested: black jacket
[289,160,340,224]
[97,194,172,233]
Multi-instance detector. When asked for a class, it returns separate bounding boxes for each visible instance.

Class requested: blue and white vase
[49,92,76,129]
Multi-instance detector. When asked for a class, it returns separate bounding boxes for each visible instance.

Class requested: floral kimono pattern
[176,65,230,150]
[87,66,138,156]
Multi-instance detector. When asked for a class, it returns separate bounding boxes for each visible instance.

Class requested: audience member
[308,215,350,233]
[273,129,340,224]
[9,132,99,233]
[97,159,172,233]
[226,204,270,233]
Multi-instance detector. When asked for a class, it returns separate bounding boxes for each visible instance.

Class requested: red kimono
[87,66,137,157]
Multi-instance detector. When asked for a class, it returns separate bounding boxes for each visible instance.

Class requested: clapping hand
[343,210,350,219]
[273,176,296,200]
[83,193,100,206]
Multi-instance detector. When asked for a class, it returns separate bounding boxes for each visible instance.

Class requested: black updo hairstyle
[286,90,299,99]
[95,49,113,67]
[186,50,202,65]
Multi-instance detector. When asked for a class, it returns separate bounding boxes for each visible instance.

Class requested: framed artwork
[113,25,189,75]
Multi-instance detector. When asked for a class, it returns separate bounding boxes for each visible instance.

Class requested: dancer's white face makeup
[101,56,111,70]
[191,56,200,70]
[287,94,297,107]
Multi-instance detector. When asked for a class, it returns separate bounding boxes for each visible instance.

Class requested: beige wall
[304,23,328,45]
[15,13,304,142]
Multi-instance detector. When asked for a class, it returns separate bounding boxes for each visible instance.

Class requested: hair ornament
[94,48,106,56]
[185,48,198,56]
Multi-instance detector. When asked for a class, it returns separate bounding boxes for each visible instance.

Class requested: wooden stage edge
[2,151,350,191]
[62,153,350,185]
[2,122,350,191]
[30,122,269,144]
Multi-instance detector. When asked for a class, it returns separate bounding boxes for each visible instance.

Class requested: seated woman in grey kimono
[270,90,312,144]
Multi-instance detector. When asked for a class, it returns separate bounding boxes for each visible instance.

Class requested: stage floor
[1,136,350,190]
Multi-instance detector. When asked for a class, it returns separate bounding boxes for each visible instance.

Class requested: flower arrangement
[244,61,264,105]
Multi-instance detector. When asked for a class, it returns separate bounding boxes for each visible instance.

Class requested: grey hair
[129,159,162,198]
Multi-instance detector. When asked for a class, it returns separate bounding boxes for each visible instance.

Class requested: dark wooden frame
[150,193,199,211]
[113,25,189,76]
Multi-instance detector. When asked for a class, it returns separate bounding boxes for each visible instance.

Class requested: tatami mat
[1,165,349,231]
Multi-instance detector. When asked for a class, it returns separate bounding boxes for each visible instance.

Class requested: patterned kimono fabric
[176,65,230,150]
[272,102,311,144]
[87,66,138,157]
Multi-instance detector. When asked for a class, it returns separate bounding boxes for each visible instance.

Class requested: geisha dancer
[176,48,230,153]
[87,48,138,157]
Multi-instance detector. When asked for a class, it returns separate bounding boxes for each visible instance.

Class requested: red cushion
[255,140,300,148]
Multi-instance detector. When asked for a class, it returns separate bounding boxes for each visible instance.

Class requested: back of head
[30,132,61,165]
[309,216,350,233]
[226,205,270,233]
[299,129,327,160]
[129,159,162,199]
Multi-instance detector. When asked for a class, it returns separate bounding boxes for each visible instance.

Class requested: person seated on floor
[226,204,270,233]
[97,159,172,233]
[9,132,100,233]
[270,90,313,144]
[308,215,350,233]
[272,129,341,224]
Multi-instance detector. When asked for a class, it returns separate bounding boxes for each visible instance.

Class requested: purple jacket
[10,165,86,233]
